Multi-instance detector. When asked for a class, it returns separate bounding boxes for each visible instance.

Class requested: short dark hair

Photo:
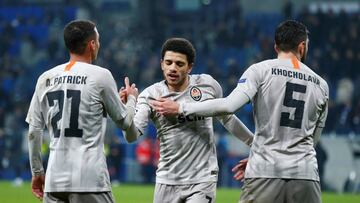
[275,20,309,52]
[161,38,196,64]
[63,20,96,55]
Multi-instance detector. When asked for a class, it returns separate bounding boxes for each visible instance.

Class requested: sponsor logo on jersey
[177,114,205,123]
[190,86,202,101]
[238,78,246,83]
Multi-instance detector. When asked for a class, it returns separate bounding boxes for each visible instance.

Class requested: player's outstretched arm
[119,77,139,103]
[122,122,142,143]
[217,115,253,146]
[101,73,138,130]
[119,77,141,143]
[151,86,250,117]
[150,97,180,116]
[118,77,138,130]
[182,88,250,116]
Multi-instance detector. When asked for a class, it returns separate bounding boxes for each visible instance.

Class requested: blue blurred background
[0,0,359,194]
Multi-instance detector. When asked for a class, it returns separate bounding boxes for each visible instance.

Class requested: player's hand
[150,98,180,116]
[31,175,45,200]
[232,158,248,181]
[123,77,139,100]
[119,86,127,103]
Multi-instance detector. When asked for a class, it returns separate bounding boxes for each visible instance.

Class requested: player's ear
[187,63,193,74]
[160,59,165,71]
[298,41,306,59]
[89,40,96,51]
[274,44,280,54]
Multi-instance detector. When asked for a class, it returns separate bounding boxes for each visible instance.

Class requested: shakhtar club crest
[190,86,202,101]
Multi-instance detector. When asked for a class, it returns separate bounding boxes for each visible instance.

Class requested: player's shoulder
[82,63,112,76]
[190,73,218,84]
[316,74,329,98]
[255,59,276,66]
[79,63,115,86]
[258,59,279,68]
[190,74,222,96]
[37,63,65,85]
[190,73,213,79]
[245,59,274,72]
[301,63,329,97]
[38,62,110,78]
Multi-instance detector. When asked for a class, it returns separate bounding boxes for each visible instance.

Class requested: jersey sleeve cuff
[32,169,45,177]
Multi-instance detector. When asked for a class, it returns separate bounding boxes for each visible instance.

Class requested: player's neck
[69,53,93,64]
[166,76,190,92]
[277,52,301,61]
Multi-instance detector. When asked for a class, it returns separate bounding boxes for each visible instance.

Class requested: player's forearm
[116,95,136,130]
[181,89,250,117]
[219,115,254,146]
[28,125,44,176]
[122,122,142,143]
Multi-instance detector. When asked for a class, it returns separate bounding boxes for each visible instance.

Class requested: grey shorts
[154,182,216,203]
[43,191,115,203]
[240,178,321,203]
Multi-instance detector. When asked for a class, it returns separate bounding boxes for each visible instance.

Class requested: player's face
[161,51,192,92]
[90,28,100,61]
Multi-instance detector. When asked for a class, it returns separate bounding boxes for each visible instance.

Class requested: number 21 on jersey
[46,89,83,138]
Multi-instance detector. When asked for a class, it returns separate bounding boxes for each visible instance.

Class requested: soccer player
[26,20,138,203]
[121,38,254,203]
[151,20,329,203]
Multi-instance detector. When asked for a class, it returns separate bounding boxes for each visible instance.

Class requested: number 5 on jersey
[280,82,307,129]
[47,90,83,138]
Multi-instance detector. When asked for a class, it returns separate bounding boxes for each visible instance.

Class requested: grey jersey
[236,58,328,181]
[135,74,223,185]
[26,61,129,192]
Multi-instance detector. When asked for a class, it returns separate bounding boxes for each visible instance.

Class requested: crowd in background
[0,0,359,188]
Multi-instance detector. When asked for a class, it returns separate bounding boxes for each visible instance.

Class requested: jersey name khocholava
[271,67,320,85]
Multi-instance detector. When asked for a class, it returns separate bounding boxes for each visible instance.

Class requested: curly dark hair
[161,38,196,64]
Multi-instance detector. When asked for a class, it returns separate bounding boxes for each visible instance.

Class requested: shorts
[154,182,216,203]
[43,191,115,203]
[240,178,321,203]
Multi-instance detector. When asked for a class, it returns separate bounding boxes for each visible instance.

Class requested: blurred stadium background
[0,0,359,201]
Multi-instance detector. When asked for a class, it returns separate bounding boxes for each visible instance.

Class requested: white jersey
[236,58,329,181]
[26,61,129,192]
[135,74,225,185]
